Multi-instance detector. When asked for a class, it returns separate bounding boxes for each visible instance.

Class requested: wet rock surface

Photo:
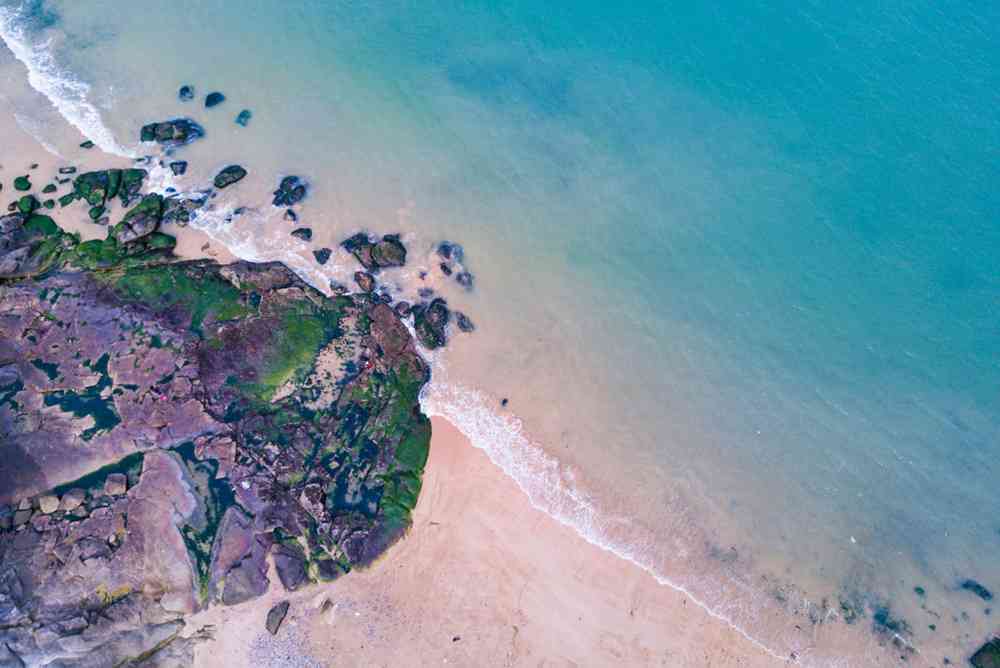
[213,165,248,189]
[140,119,205,148]
[272,176,307,207]
[342,232,406,272]
[0,210,432,666]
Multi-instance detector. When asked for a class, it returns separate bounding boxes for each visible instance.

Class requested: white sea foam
[0,2,131,156]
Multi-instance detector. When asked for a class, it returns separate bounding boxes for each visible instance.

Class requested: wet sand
[190,417,780,667]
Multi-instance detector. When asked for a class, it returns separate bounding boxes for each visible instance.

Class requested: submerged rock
[213,165,248,189]
[179,84,195,101]
[266,601,290,635]
[272,175,307,207]
[235,109,252,126]
[140,118,205,147]
[205,91,226,108]
[962,580,994,601]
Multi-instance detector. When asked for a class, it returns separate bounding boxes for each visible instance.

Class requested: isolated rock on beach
[236,109,252,126]
[313,247,332,265]
[214,164,248,189]
[140,118,205,147]
[266,601,290,635]
[291,227,312,242]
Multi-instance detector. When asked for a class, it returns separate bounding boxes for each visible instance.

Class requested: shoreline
[190,416,780,667]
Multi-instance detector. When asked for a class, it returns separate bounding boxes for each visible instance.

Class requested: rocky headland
[0,170,434,665]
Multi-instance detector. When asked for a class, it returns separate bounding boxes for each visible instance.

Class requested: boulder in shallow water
[235,109,252,126]
[13,176,30,192]
[313,247,332,265]
[178,84,194,101]
[17,196,39,215]
[272,175,307,206]
[205,91,226,108]
[213,165,247,189]
[341,232,407,272]
[41,184,56,194]
[455,311,475,332]
[412,298,450,349]
[140,118,205,147]
[169,160,188,176]
[972,638,1000,668]
[266,601,289,635]
[290,227,312,242]
[354,271,375,293]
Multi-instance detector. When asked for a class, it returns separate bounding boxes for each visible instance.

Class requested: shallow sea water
[2,1,999,664]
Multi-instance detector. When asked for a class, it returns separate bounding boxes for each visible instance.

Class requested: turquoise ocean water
[1,1,998,664]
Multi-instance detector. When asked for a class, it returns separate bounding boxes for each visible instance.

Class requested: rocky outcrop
[0,209,432,666]
[412,298,451,350]
[140,119,205,148]
[342,232,406,272]
[972,638,1000,668]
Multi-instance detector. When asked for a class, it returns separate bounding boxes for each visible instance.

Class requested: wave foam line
[0,2,131,156]
[421,376,851,667]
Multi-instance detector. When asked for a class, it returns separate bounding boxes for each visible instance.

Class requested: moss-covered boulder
[342,232,407,272]
[13,175,31,191]
[112,193,163,244]
[140,118,205,147]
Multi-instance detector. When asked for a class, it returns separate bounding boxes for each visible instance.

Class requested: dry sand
[190,418,782,667]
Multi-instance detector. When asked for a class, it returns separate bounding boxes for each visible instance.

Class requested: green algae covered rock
[213,164,247,189]
[13,175,31,191]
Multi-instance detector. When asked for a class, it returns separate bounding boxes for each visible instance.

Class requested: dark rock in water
[394,301,411,318]
[58,166,77,175]
[375,290,393,305]
[439,262,453,276]
[169,160,188,176]
[436,241,463,263]
[42,199,54,210]
[290,227,312,242]
[266,601,290,635]
[235,109,252,126]
[205,91,226,108]
[112,193,163,244]
[162,191,208,226]
[455,311,475,332]
[284,208,298,222]
[88,205,105,221]
[972,638,1000,668]
[272,175,307,206]
[329,281,348,295]
[501,398,509,407]
[313,247,332,265]
[140,118,205,147]
[354,271,375,293]
[79,140,95,149]
[58,192,77,208]
[179,84,195,101]
[13,175,31,191]
[17,196,39,215]
[962,580,994,601]
[455,271,474,289]
[342,232,407,272]
[41,184,56,194]
[73,169,146,209]
[413,298,450,349]
[213,164,248,189]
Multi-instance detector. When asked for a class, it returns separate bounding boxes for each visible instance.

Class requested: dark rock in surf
[213,165,247,189]
[13,176,31,192]
[436,241,463,263]
[342,232,407,272]
[354,271,375,293]
[205,91,226,108]
[290,227,312,242]
[439,262,452,276]
[79,140,95,149]
[169,161,188,176]
[455,311,475,332]
[962,580,994,601]
[179,85,195,101]
[272,175,307,207]
[235,109,252,127]
[284,208,298,222]
[412,298,450,350]
[455,271,474,289]
[313,248,332,265]
[140,118,205,148]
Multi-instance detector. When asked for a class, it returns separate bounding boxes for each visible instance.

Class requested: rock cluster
[272,175,307,207]
[342,232,407,272]
[140,118,205,147]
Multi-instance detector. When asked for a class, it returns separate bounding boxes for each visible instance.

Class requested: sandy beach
[189,417,780,667]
